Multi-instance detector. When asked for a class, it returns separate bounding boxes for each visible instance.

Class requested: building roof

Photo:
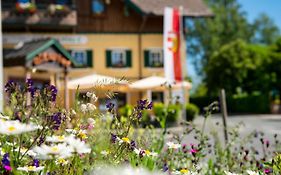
[4,38,79,67]
[128,0,213,17]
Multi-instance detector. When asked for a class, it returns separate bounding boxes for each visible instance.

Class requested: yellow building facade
[3,33,166,107]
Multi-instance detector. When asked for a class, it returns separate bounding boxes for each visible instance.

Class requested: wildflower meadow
[0,79,280,175]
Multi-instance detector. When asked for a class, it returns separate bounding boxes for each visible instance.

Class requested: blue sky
[187,0,281,93]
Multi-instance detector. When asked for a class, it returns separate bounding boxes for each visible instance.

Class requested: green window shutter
[126,50,132,67]
[86,50,93,67]
[106,50,112,67]
[144,50,150,67]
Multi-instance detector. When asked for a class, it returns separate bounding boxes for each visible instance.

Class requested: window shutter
[144,50,150,67]
[106,50,112,67]
[86,50,93,67]
[126,50,132,67]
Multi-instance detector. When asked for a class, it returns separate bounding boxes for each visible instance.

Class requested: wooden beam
[64,68,69,110]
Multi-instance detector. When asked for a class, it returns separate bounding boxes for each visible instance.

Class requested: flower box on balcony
[15,2,37,15]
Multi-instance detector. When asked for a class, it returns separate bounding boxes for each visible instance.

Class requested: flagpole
[179,6,187,121]
[0,0,3,112]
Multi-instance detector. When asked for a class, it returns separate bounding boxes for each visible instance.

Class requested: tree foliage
[186,0,280,75]
[206,38,281,95]
[252,13,280,45]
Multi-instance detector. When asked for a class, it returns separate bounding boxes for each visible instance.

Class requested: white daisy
[149,152,158,157]
[0,120,39,135]
[65,128,78,134]
[80,104,87,113]
[87,118,96,125]
[166,142,181,150]
[134,148,141,155]
[65,135,91,154]
[77,130,88,139]
[86,92,98,102]
[92,165,164,175]
[118,137,130,144]
[17,166,44,172]
[46,135,66,142]
[224,171,241,175]
[100,150,109,156]
[172,169,192,175]
[19,147,37,157]
[33,143,73,159]
[0,114,10,120]
[246,170,259,175]
[55,157,69,166]
[71,109,76,115]
[86,103,96,112]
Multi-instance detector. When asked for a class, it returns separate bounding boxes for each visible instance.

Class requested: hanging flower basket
[48,4,70,16]
[15,2,37,14]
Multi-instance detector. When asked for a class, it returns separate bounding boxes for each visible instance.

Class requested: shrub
[166,104,180,123]
[185,103,199,121]
[153,102,166,121]
[119,104,133,117]
[153,103,180,123]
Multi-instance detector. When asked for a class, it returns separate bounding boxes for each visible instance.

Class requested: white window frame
[111,49,127,68]
[149,49,163,67]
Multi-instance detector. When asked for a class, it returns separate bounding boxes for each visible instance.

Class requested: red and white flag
[164,7,183,82]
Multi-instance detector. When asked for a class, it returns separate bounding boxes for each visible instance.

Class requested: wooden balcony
[2,3,77,29]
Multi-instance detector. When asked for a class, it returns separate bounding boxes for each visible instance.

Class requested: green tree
[206,39,270,95]
[186,0,280,76]
[267,38,281,92]
[252,13,280,45]
[186,0,252,74]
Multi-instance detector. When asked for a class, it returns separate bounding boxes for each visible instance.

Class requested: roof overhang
[4,38,79,69]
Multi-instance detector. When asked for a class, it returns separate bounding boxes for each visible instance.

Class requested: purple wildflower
[49,85,57,102]
[139,150,145,158]
[111,133,117,143]
[38,136,45,146]
[33,159,40,167]
[106,101,115,112]
[147,102,153,109]
[137,111,142,119]
[51,112,63,130]
[130,140,136,150]
[137,99,147,110]
[46,85,57,102]
[26,78,33,88]
[4,80,17,93]
[163,163,169,172]
[137,99,153,110]
[2,153,10,168]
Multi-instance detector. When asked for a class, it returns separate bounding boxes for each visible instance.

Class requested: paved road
[165,114,281,158]
[195,114,281,135]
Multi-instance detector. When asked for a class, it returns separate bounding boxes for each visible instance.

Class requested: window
[69,49,93,68]
[56,0,68,5]
[112,50,126,67]
[152,92,164,103]
[78,92,91,103]
[17,0,29,3]
[91,0,105,15]
[106,49,132,68]
[144,49,164,68]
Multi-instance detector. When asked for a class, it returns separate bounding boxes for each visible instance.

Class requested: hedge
[190,94,270,114]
